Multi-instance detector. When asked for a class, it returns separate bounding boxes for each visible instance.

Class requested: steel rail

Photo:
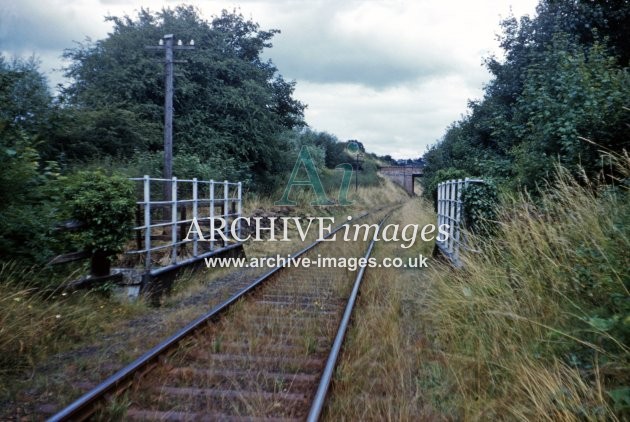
[307,209,395,422]
[48,210,375,422]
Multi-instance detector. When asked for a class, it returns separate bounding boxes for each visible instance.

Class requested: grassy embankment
[325,154,629,420]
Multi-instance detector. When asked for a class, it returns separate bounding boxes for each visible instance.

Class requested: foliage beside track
[422,0,630,198]
[422,154,629,419]
[0,6,386,269]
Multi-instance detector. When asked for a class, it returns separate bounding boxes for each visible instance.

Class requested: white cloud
[296,73,480,158]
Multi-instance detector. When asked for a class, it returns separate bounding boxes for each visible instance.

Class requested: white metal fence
[436,178,483,267]
[126,176,242,275]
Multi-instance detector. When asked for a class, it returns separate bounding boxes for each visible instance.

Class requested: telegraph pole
[146,34,195,204]
[163,34,174,186]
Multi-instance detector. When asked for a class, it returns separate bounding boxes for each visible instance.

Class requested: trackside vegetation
[421,154,629,419]
[0,0,628,419]
[421,1,630,195]
[323,157,628,421]
[417,1,629,419]
[0,6,387,271]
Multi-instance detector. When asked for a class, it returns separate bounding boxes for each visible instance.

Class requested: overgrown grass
[323,198,438,420]
[0,177,408,417]
[244,175,408,261]
[421,153,629,420]
[0,263,145,402]
[243,168,404,214]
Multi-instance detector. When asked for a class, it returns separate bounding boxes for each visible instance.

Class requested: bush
[422,154,630,419]
[0,132,61,264]
[62,171,135,255]
[461,180,499,236]
[422,167,469,210]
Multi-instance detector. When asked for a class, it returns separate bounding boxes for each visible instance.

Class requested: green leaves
[606,387,630,414]
[58,6,305,188]
[422,0,630,196]
[0,58,61,264]
[62,171,135,255]
[422,167,468,210]
[461,181,499,236]
[511,35,630,189]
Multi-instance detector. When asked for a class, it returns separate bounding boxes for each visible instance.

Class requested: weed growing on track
[125,236,372,419]
[0,176,406,418]
[323,198,440,420]
[244,176,407,267]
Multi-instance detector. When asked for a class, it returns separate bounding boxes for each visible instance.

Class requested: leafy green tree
[510,36,630,189]
[277,128,353,171]
[0,56,51,134]
[46,107,158,160]
[56,6,305,188]
[378,154,396,165]
[423,0,630,196]
[0,56,59,264]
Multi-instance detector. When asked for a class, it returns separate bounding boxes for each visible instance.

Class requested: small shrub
[62,171,135,256]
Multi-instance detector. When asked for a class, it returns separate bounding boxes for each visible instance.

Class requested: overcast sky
[0,0,539,158]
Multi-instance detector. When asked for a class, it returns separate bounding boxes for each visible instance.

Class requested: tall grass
[323,198,438,420]
[422,153,629,420]
[0,263,145,399]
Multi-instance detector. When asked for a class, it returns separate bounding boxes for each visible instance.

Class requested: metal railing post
[445,181,449,250]
[171,177,178,264]
[447,180,456,253]
[438,182,443,235]
[446,181,450,249]
[455,179,463,264]
[210,180,215,251]
[223,180,229,246]
[192,178,198,257]
[144,175,151,271]
[237,182,242,240]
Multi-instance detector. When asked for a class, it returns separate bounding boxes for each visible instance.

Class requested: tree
[0,56,51,135]
[56,6,305,188]
[422,0,630,196]
[510,36,630,189]
[0,56,58,263]
[277,128,355,171]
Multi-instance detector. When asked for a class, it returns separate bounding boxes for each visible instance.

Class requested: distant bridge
[378,166,423,195]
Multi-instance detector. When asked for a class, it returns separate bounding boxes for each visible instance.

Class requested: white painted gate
[126,176,242,276]
[436,178,483,267]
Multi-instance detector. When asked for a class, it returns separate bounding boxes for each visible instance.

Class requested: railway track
[49,207,396,421]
